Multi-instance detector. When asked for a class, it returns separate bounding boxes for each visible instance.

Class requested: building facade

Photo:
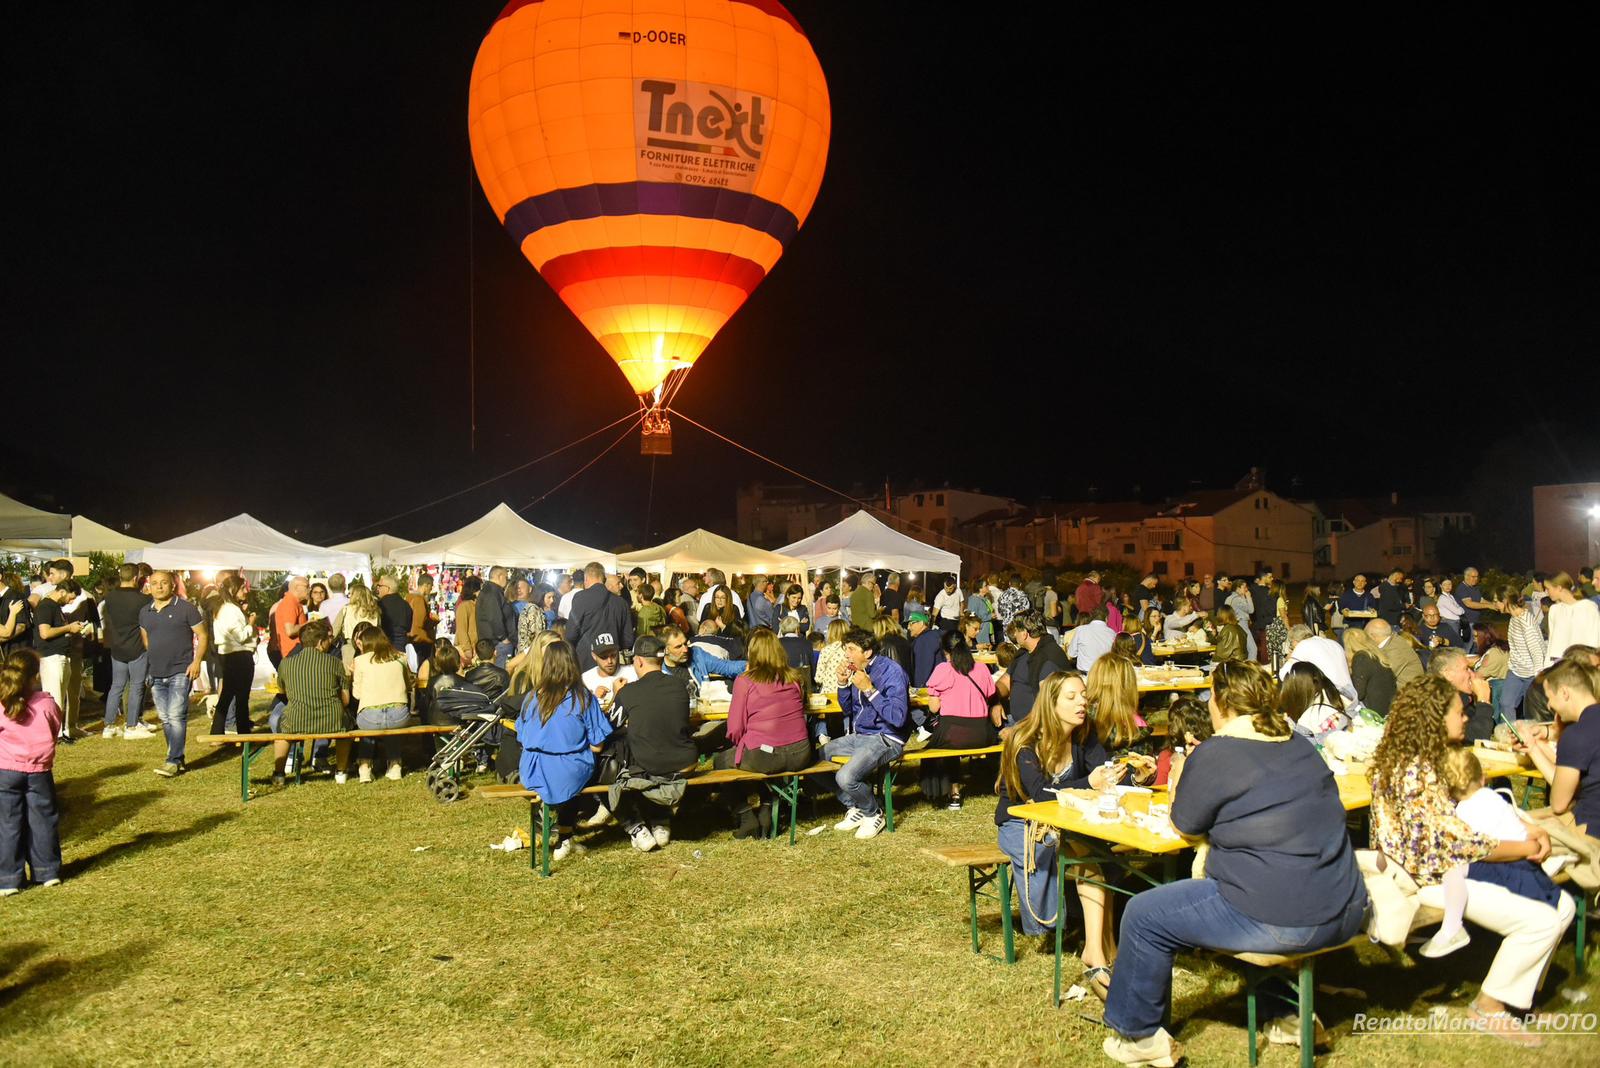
[1533,483,1600,575]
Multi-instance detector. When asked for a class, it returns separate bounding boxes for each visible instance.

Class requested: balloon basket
[640,409,672,455]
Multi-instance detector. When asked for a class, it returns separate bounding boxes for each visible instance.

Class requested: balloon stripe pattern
[469,0,830,399]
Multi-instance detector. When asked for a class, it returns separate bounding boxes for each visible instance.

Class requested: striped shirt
[278,647,350,734]
[1507,611,1546,679]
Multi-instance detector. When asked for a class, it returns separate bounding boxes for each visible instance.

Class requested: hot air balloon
[468,0,830,453]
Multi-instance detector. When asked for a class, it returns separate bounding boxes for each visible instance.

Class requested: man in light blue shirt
[1066,607,1116,672]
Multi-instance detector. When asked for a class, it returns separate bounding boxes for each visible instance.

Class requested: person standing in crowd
[1495,585,1545,723]
[1006,613,1068,726]
[634,584,666,636]
[556,572,580,619]
[776,583,809,632]
[1456,566,1493,647]
[406,572,438,668]
[1544,572,1600,666]
[1337,572,1376,627]
[1196,574,1216,613]
[879,573,905,623]
[271,576,309,673]
[1075,570,1104,619]
[30,586,79,743]
[515,581,549,658]
[1224,580,1257,660]
[510,578,533,622]
[1375,568,1408,628]
[319,574,348,632]
[1135,575,1161,617]
[99,564,152,738]
[997,574,1032,632]
[374,575,412,655]
[452,576,481,666]
[208,574,257,736]
[696,568,742,621]
[1248,569,1276,665]
[0,574,30,660]
[58,579,96,738]
[139,571,207,779]
[849,573,881,632]
[476,566,517,668]
[966,582,995,646]
[567,562,634,672]
[336,583,382,671]
[931,577,963,634]
[828,628,910,840]
[0,648,63,895]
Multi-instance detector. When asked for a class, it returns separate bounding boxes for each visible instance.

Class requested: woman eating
[1101,661,1367,1066]
[1367,675,1570,1047]
[714,628,813,838]
[994,672,1124,998]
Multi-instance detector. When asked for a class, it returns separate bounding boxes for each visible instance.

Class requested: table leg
[883,766,896,832]
[1053,846,1065,1006]
[998,862,1016,964]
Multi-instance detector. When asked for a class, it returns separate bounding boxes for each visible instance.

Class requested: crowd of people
[3,555,1599,1061]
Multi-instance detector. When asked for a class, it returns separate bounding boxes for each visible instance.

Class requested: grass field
[2,695,1596,1067]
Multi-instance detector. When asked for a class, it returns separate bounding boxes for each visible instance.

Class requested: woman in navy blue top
[1101,660,1367,1067]
[515,640,612,861]
[994,671,1127,995]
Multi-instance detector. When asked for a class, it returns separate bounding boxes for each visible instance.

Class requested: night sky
[6,5,1597,555]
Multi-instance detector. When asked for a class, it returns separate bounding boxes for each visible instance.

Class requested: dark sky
[6,4,1598,550]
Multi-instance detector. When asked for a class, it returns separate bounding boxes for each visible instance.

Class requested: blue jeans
[104,653,149,728]
[1104,877,1367,1039]
[1499,673,1533,725]
[356,704,411,763]
[998,818,1058,935]
[494,640,513,669]
[822,732,900,816]
[150,673,193,766]
[0,769,61,888]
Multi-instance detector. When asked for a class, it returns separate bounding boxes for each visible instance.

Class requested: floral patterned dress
[1369,756,1494,885]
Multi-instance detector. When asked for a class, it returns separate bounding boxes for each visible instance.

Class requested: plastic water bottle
[1097,762,1120,818]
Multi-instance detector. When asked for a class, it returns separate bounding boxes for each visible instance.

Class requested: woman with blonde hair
[1086,654,1146,755]
[1102,660,1366,1064]
[1342,626,1397,714]
[336,583,381,671]
[350,622,414,782]
[994,671,1124,994]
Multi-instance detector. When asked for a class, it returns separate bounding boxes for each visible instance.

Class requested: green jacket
[849,588,879,630]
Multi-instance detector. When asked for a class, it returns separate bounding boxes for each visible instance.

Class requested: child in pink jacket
[0,648,63,894]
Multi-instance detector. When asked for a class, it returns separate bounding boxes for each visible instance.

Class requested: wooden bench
[829,745,1003,832]
[1222,903,1445,1068]
[202,726,458,803]
[924,845,1015,964]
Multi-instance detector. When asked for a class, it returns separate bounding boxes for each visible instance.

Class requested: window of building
[935,493,945,506]
[1020,545,1034,559]
[1281,562,1291,578]
[1184,562,1195,577]
[1123,543,1136,555]
[1153,561,1168,575]
[914,494,924,507]
[1396,545,1412,556]
[1045,542,1060,557]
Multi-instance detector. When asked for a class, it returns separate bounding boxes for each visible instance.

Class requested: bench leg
[1578,889,1588,978]
[1246,972,1259,1067]
[529,801,554,878]
[239,742,263,804]
[998,862,1015,964]
[967,866,983,954]
[1298,960,1315,1068]
[883,766,896,833]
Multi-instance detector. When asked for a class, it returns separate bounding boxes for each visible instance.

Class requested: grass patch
[2,694,1595,1066]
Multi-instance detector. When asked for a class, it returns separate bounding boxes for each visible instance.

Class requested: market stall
[615,528,806,583]
[126,513,369,575]
[390,503,615,571]
[332,533,417,569]
[777,510,961,581]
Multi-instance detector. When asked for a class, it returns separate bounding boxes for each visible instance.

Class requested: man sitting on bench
[608,635,698,853]
[827,628,910,840]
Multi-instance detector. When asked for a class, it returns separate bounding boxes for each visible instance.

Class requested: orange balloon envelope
[468,0,831,406]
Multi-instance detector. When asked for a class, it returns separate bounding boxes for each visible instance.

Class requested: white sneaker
[551,837,575,862]
[854,812,886,839]
[834,808,866,831]
[334,772,348,785]
[916,726,933,743]
[1265,1013,1327,1048]
[101,726,122,739]
[358,764,374,784]
[40,878,61,889]
[650,823,671,848]
[123,724,157,740]
[815,734,830,748]
[1103,1026,1183,1066]
[0,888,17,897]
[1418,928,1470,958]
[578,804,612,829]
[628,825,658,852]
[386,763,403,781]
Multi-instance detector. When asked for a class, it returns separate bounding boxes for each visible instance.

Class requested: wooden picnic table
[1136,672,1210,693]
[1012,772,1374,1006]
[1150,641,1216,659]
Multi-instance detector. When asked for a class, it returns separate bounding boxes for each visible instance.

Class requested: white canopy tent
[69,516,151,554]
[0,491,72,554]
[332,533,417,568]
[615,529,806,581]
[777,510,962,579]
[390,503,616,570]
[126,513,370,575]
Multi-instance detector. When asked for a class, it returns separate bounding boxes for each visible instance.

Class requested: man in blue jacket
[827,629,910,840]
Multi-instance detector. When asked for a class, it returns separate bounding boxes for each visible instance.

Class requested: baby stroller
[425,684,502,803]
